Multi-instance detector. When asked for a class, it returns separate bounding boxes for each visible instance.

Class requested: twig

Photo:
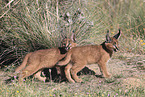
[0,0,20,19]
[2,0,14,9]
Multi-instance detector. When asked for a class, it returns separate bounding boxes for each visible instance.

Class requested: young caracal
[58,29,121,83]
[15,34,77,84]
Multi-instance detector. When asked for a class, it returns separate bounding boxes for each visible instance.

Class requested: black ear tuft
[114,29,121,39]
[106,30,111,42]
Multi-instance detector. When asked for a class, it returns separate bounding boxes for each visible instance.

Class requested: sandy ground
[86,52,145,88]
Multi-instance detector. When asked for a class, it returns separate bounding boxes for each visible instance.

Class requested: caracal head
[105,29,121,52]
[61,33,77,49]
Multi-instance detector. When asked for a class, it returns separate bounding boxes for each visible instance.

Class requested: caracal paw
[75,78,83,83]
[103,73,112,78]
[68,79,75,83]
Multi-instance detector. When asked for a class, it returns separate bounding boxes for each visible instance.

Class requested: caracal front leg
[71,63,86,83]
[65,63,75,83]
[98,61,111,78]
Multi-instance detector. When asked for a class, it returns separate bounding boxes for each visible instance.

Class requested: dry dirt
[86,52,145,88]
[0,52,145,89]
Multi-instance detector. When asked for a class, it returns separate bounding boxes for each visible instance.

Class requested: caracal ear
[113,29,121,39]
[106,30,111,42]
[71,32,76,42]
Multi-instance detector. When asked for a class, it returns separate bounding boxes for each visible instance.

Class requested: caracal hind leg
[98,62,111,78]
[71,63,86,83]
[18,64,41,83]
[65,63,75,83]
[34,69,46,82]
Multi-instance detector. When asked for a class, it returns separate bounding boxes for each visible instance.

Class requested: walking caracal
[57,29,121,83]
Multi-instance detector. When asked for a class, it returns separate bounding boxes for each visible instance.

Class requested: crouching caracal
[15,34,77,84]
[57,29,121,83]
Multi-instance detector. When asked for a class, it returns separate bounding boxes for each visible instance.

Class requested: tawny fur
[58,30,121,83]
[15,37,77,84]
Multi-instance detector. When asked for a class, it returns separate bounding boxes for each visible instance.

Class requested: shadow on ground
[4,66,98,84]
